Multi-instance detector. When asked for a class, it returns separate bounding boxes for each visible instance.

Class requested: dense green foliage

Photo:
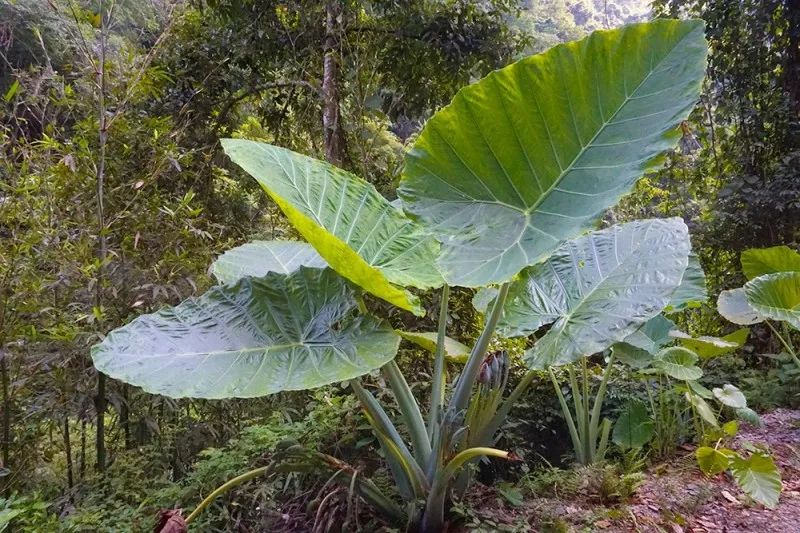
[1,1,798,531]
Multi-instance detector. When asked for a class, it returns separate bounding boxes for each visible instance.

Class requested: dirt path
[620,409,800,533]
[463,409,800,532]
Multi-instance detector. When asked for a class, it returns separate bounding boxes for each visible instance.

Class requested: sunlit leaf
[211,241,327,284]
[673,328,748,359]
[396,331,470,362]
[713,384,747,409]
[686,391,718,427]
[744,272,800,330]
[696,446,731,475]
[730,452,782,508]
[398,20,707,286]
[503,219,690,368]
[741,245,800,280]
[222,140,442,315]
[91,268,400,399]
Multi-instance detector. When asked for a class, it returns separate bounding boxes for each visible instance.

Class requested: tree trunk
[322,0,345,166]
[1,354,10,493]
[63,418,74,490]
[94,0,109,473]
[786,0,800,113]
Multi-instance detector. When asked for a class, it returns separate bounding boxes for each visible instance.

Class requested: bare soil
[462,409,800,532]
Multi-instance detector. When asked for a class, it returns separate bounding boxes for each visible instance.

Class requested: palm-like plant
[92,20,708,531]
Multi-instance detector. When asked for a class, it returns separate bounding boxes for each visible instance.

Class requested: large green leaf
[744,272,800,330]
[211,241,327,284]
[398,19,707,287]
[222,140,442,315]
[612,400,654,449]
[672,328,748,359]
[498,219,690,368]
[696,446,732,475]
[666,253,707,312]
[653,347,703,381]
[730,452,782,508]
[741,245,800,280]
[91,268,400,399]
[717,288,764,325]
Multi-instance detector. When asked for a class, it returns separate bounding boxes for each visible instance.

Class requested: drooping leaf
[398,19,707,287]
[396,331,471,362]
[222,139,442,315]
[91,268,400,399]
[654,347,702,381]
[686,391,719,427]
[211,241,327,284]
[741,245,800,280]
[717,288,764,325]
[612,400,654,449]
[730,452,782,508]
[672,328,748,359]
[696,446,731,475]
[713,384,747,409]
[736,407,762,427]
[508,219,690,368]
[666,253,707,312]
[744,272,800,330]
[687,379,713,399]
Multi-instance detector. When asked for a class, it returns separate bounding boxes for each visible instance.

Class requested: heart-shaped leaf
[91,268,400,399]
[222,140,442,315]
[718,288,764,325]
[211,241,327,284]
[696,446,732,475]
[398,19,707,286]
[499,219,690,368]
[730,452,782,508]
[654,347,703,381]
[744,272,800,330]
[713,384,747,409]
[741,245,800,280]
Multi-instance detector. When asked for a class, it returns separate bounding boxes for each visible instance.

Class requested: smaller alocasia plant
[92,19,709,531]
[718,245,800,372]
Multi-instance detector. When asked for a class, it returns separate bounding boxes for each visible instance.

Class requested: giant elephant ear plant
[92,20,708,531]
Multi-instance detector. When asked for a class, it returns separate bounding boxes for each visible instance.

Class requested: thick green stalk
[549,368,584,464]
[186,466,269,523]
[484,368,537,441]
[427,284,450,439]
[449,282,510,415]
[766,321,800,370]
[350,379,426,497]
[383,360,431,463]
[421,447,511,533]
[588,353,615,456]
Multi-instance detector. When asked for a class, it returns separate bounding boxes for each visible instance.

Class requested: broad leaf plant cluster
[92,20,717,530]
